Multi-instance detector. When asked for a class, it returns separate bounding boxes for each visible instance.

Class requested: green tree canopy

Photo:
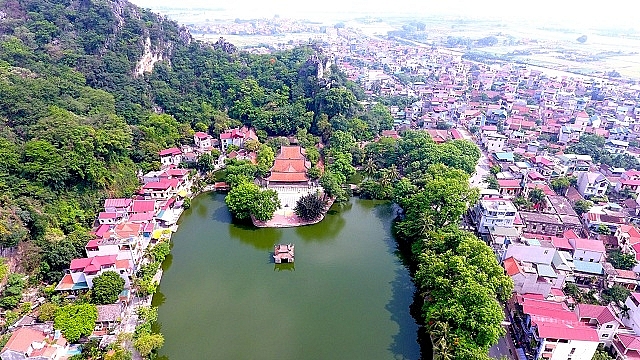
[91,271,125,305]
[54,303,98,343]
[294,193,326,221]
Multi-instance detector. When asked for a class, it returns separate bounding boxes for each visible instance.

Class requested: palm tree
[528,188,546,212]
[430,321,455,360]
[621,303,631,319]
[388,164,400,181]
[363,158,377,179]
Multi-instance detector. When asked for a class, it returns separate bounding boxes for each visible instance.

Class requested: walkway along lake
[152,192,420,360]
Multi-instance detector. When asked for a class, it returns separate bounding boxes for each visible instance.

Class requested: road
[457,126,490,189]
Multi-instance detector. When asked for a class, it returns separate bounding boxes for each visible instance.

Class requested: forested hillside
[0,0,388,281]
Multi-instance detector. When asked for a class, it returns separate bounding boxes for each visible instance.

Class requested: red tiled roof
[128,212,155,222]
[569,238,605,253]
[551,236,572,251]
[104,198,131,209]
[619,333,640,352]
[194,131,209,139]
[113,222,141,238]
[132,200,155,213]
[521,298,599,342]
[498,179,521,188]
[1,327,67,354]
[159,147,181,156]
[98,212,118,219]
[70,255,117,271]
[267,146,309,183]
[503,257,521,276]
[94,224,110,238]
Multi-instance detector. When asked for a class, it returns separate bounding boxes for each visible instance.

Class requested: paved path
[457,127,490,189]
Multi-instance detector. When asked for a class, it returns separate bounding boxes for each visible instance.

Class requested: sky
[129,0,640,30]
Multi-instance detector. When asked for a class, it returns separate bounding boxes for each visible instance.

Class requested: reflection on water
[154,194,419,360]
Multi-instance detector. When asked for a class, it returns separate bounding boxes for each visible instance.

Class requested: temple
[264,146,311,187]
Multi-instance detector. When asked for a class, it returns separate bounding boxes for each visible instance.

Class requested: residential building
[55,255,132,292]
[508,295,599,360]
[0,326,68,360]
[575,303,625,346]
[623,293,640,336]
[472,198,518,234]
[482,131,507,152]
[576,171,609,198]
[158,147,182,168]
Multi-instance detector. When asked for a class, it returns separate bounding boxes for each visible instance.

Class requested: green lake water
[153,192,420,360]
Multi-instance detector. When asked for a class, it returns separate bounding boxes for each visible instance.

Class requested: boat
[273,243,294,264]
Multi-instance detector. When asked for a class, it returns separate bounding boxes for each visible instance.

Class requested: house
[158,147,182,168]
[503,255,565,298]
[193,132,213,151]
[519,212,565,236]
[622,293,640,336]
[573,260,605,286]
[131,200,156,214]
[0,326,68,360]
[482,131,507,152]
[55,255,132,292]
[142,179,179,200]
[508,295,599,360]
[576,171,609,198]
[612,333,640,360]
[94,304,124,336]
[219,126,258,152]
[97,212,122,225]
[605,140,629,155]
[604,263,638,291]
[472,198,518,234]
[497,179,522,197]
[568,237,606,263]
[104,198,132,214]
[575,303,625,346]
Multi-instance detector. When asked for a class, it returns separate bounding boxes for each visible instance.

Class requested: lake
[153,192,420,360]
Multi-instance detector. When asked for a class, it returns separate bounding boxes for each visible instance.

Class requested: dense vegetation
[358,131,512,359]
[0,0,388,281]
[567,134,640,169]
[0,0,505,358]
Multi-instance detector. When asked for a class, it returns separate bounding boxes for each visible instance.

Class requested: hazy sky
[129,0,638,29]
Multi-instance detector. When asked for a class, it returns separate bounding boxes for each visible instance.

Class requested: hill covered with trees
[0,0,387,283]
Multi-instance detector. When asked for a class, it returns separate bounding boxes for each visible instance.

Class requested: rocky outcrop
[134,36,163,76]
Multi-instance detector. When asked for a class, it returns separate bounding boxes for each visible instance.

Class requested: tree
[609,250,637,270]
[596,224,611,236]
[294,194,326,221]
[252,189,281,222]
[396,165,478,238]
[54,303,98,343]
[91,271,125,305]
[0,273,26,309]
[134,333,164,357]
[592,350,615,360]
[550,177,570,195]
[362,158,377,179]
[38,302,59,322]
[573,199,593,216]
[150,241,170,263]
[320,171,347,202]
[225,180,280,221]
[196,153,215,172]
[528,188,546,211]
[601,285,631,304]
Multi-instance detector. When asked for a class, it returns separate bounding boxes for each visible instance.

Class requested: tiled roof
[503,257,521,276]
[159,147,181,156]
[104,198,131,209]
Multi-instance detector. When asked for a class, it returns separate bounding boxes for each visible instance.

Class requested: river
[152,192,420,360]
